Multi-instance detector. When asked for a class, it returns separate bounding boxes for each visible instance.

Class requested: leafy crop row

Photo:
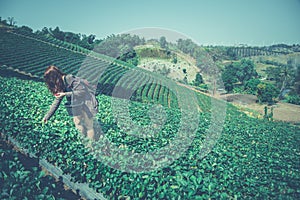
[0,28,190,108]
[0,75,299,199]
[0,137,81,200]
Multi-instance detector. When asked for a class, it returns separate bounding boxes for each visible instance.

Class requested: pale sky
[1,0,299,46]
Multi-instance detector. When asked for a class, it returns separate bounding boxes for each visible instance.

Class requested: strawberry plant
[0,75,299,199]
[0,28,185,109]
[0,137,82,200]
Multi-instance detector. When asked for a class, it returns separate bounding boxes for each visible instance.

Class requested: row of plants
[0,29,85,77]
[12,28,137,69]
[225,46,287,60]
[0,136,82,200]
[0,75,299,199]
[0,28,187,108]
[1,28,127,80]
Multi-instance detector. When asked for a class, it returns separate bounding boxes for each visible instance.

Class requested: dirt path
[241,102,300,123]
[219,94,300,124]
[178,83,300,124]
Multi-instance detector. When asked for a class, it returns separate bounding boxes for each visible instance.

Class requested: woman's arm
[43,97,63,121]
[64,75,86,98]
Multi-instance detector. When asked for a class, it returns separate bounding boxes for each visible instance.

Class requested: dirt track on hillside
[178,83,300,124]
[219,94,300,124]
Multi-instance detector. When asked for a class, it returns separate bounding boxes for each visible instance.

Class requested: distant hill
[134,43,199,83]
[1,20,299,93]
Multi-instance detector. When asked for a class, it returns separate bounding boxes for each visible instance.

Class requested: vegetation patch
[0,76,299,199]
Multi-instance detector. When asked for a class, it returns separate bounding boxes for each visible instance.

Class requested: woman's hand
[42,118,48,124]
[54,92,66,98]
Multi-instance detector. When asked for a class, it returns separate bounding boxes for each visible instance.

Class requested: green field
[0,27,299,199]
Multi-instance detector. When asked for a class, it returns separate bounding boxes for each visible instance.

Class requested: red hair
[44,66,66,94]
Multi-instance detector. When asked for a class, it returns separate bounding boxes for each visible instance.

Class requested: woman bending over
[43,65,98,140]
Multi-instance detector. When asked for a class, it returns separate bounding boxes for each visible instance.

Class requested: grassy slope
[135,44,200,83]
[247,53,300,77]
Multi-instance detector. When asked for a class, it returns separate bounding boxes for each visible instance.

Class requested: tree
[244,78,261,94]
[265,57,300,99]
[176,38,197,55]
[257,83,279,104]
[183,76,188,84]
[17,26,33,34]
[172,54,177,64]
[7,17,16,26]
[222,59,258,92]
[0,17,8,25]
[278,58,297,100]
[159,36,167,49]
[295,65,300,94]
[182,68,188,84]
[222,63,239,92]
[193,73,204,86]
[226,48,238,60]
[87,34,96,44]
[236,59,257,84]
[265,66,281,81]
[118,46,139,66]
[94,33,144,59]
[64,32,81,44]
[51,26,65,41]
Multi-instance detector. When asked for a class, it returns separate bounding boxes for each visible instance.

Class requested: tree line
[2,16,299,105]
[221,58,300,105]
[174,38,300,105]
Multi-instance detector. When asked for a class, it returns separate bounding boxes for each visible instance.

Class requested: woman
[43,65,98,140]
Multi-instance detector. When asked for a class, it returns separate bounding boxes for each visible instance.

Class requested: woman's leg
[82,111,95,140]
[73,115,86,136]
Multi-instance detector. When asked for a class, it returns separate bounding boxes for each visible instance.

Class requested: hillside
[250,53,300,76]
[1,24,299,199]
[0,27,185,108]
[135,44,199,83]
[1,73,299,199]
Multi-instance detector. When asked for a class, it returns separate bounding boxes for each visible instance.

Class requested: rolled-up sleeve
[65,75,86,100]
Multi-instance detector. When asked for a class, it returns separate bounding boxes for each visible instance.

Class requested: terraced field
[0,27,299,199]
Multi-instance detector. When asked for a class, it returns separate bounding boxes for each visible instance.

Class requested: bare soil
[219,94,300,124]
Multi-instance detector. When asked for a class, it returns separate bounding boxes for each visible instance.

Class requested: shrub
[244,78,261,94]
[285,94,300,105]
[257,83,279,104]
